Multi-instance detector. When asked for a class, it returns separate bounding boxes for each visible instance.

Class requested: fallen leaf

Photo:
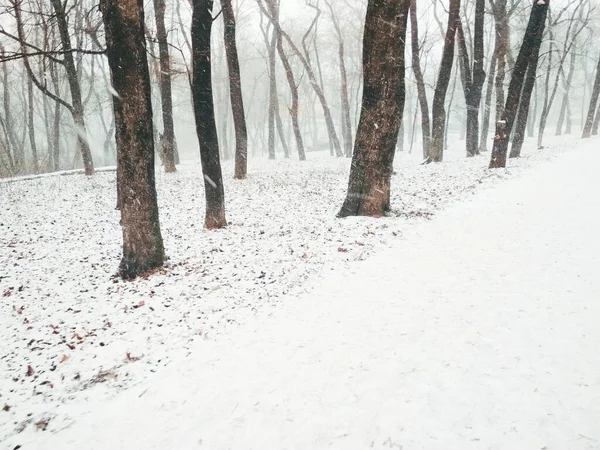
[2,404,9,412]
[60,354,68,363]
[26,365,34,376]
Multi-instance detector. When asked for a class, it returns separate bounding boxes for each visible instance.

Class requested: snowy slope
[6,138,599,449]
[1,137,596,447]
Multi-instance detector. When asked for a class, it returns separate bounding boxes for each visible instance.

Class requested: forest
[1,1,600,446]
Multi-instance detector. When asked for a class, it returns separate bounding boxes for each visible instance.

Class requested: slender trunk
[480,50,497,152]
[409,0,431,159]
[429,0,460,163]
[556,51,576,136]
[489,0,549,168]
[582,54,600,138]
[510,22,545,158]
[191,0,227,228]
[493,0,508,120]
[27,75,38,173]
[50,0,94,175]
[101,0,165,279]
[338,0,410,217]
[221,0,249,178]
[153,0,177,172]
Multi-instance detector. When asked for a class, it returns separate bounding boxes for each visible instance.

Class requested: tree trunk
[409,0,431,160]
[582,54,600,138]
[326,0,353,158]
[489,0,549,168]
[509,22,545,159]
[100,0,166,279]
[153,0,177,172]
[492,0,508,120]
[338,0,409,217]
[27,74,38,173]
[556,50,576,136]
[429,0,460,163]
[479,50,497,152]
[50,0,94,175]
[191,0,228,228]
[267,0,305,160]
[259,0,342,158]
[456,0,485,158]
[222,0,249,179]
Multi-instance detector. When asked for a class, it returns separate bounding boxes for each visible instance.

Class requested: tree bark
[509,21,545,158]
[409,0,430,160]
[582,54,600,138]
[338,0,409,217]
[489,0,549,168]
[153,0,177,172]
[100,0,166,279]
[191,0,228,228]
[429,0,460,163]
[556,50,576,136]
[222,0,249,179]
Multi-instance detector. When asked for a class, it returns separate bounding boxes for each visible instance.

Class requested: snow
[2,136,599,448]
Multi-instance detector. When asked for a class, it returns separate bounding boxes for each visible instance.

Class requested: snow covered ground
[2,137,598,448]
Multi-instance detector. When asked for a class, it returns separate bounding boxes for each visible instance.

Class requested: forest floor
[2,136,598,448]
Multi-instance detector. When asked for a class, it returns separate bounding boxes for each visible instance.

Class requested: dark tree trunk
[492,0,509,120]
[456,0,485,158]
[191,0,228,228]
[338,0,409,217]
[100,0,165,280]
[50,0,94,175]
[429,0,460,162]
[582,54,600,138]
[153,0,177,172]
[222,0,249,179]
[409,0,431,160]
[509,23,545,158]
[489,0,549,168]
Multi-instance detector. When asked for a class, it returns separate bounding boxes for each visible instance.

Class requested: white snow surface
[2,138,599,448]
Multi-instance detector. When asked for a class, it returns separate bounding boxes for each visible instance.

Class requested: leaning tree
[338,0,410,217]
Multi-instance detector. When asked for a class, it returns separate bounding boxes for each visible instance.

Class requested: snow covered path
[10,142,600,449]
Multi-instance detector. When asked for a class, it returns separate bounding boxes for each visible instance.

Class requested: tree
[100,0,166,279]
[456,0,485,158]
[582,54,600,139]
[338,0,410,217]
[152,0,177,173]
[428,0,460,163]
[192,0,228,229]
[409,0,430,160]
[489,0,549,169]
[222,0,249,179]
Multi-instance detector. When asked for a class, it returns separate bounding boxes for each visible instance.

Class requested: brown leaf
[2,404,10,412]
[59,354,68,363]
[337,247,348,253]
[126,352,139,362]
[26,365,34,376]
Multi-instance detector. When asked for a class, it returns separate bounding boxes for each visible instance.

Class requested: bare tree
[489,0,549,168]
[338,0,409,217]
[429,0,460,163]
[222,0,249,179]
[100,0,166,279]
[192,0,227,228]
[152,0,177,172]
